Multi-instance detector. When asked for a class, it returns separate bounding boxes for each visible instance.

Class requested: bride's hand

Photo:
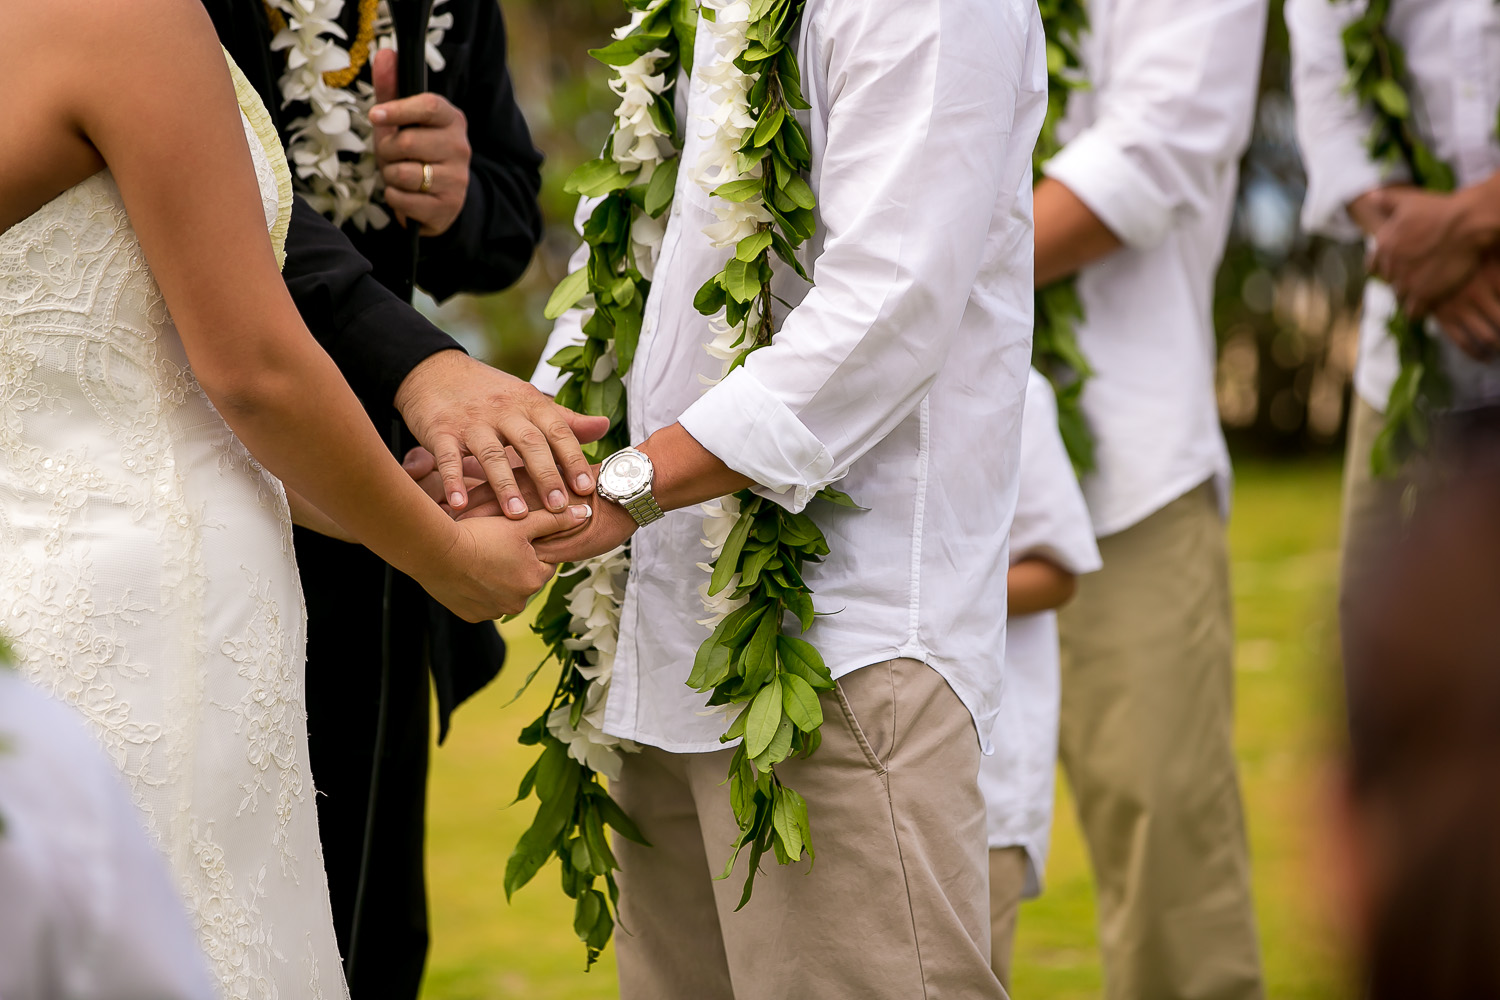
[422,504,593,623]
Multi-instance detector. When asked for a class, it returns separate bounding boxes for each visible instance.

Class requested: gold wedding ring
[419,162,434,194]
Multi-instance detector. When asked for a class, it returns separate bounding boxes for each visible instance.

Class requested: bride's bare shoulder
[0,0,222,81]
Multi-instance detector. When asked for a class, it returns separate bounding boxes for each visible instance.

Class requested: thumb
[562,409,613,445]
[373,48,398,107]
[523,503,594,540]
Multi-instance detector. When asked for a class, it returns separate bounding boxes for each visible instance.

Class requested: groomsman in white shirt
[1286,0,1500,603]
[1031,1,1268,997]
[531,1,1045,996]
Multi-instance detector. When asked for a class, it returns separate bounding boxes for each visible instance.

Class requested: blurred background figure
[982,371,1102,990]
[1286,0,1500,618]
[1035,1,1270,995]
[1336,406,1500,1000]
[0,652,216,1000]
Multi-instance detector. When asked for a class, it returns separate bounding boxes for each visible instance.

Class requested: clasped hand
[1358,184,1500,359]
[404,448,640,565]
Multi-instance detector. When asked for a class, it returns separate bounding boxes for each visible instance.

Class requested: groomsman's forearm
[638,423,754,512]
[1034,178,1125,287]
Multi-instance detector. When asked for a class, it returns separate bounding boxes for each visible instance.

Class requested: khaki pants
[1339,397,1411,608]
[1058,483,1264,1000]
[987,846,1028,989]
[611,658,1006,1000]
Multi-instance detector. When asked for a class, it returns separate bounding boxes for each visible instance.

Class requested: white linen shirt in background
[1043,0,1266,537]
[0,672,216,1000]
[535,0,1047,752]
[1287,0,1500,411]
[979,372,1101,897]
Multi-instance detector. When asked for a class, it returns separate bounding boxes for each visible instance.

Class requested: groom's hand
[394,352,609,518]
[533,496,638,565]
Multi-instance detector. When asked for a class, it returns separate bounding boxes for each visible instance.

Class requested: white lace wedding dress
[0,58,349,999]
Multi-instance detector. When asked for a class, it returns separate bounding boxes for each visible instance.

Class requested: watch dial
[604,452,649,496]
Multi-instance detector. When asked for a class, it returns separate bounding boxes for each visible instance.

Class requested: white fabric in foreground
[978,372,1101,897]
[0,672,216,1000]
[536,0,1047,752]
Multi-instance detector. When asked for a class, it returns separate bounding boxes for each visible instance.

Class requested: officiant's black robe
[202,3,544,997]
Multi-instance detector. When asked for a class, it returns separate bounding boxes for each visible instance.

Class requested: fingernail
[370,107,386,123]
[506,498,527,516]
[548,490,567,511]
[576,473,593,492]
[449,492,465,507]
[572,504,593,519]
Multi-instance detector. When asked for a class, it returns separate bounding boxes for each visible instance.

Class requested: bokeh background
[417,2,1357,996]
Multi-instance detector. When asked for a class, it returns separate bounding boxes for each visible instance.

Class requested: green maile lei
[1034,0,1096,474]
[1338,0,1500,474]
[511,0,850,966]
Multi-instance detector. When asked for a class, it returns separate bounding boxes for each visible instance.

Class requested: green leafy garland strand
[1339,0,1463,474]
[683,0,853,911]
[1033,0,1095,473]
[514,0,844,962]
[510,0,696,968]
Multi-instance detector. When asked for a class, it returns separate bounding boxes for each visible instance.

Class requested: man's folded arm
[677,0,1028,512]
[284,196,464,408]
[1043,0,1267,253]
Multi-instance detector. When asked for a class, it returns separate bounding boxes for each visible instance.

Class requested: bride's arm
[42,0,587,621]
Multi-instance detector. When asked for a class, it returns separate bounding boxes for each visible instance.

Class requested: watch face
[601,450,651,498]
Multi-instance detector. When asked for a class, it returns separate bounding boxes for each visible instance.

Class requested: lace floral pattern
[0,100,348,998]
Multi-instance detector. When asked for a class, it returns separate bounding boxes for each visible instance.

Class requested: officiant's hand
[394,351,608,521]
[370,49,469,237]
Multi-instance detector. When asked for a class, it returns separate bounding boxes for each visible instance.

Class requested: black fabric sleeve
[413,0,545,301]
[285,197,464,408]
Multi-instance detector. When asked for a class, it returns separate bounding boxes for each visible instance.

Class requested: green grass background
[419,459,1352,999]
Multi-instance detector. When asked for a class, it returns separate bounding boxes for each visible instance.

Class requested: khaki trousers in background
[610,658,1006,1000]
[987,846,1028,989]
[1058,482,1264,1000]
[1339,398,1411,609]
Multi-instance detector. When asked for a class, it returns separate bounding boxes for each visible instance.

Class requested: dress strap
[223,48,294,271]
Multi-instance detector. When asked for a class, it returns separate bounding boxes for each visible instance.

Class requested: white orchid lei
[518,0,852,965]
[264,0,453,230]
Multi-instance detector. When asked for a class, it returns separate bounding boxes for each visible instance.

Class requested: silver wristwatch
[596,447,665,527]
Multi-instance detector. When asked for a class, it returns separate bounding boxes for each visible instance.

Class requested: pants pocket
[832,660,899,773]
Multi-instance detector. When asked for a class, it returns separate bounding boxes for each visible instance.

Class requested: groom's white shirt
[1288,0,1500,411]
[537,0,1046,752]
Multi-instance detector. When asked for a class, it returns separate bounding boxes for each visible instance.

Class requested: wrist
[393,348,468,418]
[1454,182,1500,253]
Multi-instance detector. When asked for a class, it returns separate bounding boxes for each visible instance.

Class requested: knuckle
[515,428,548,452]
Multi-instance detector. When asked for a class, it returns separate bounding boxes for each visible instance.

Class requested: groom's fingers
[427,432,475,512]
[493,414,573,514]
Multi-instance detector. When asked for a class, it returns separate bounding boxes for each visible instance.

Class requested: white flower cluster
[692,0,773,250]
[269,0,450,231]
[547,547,638,779]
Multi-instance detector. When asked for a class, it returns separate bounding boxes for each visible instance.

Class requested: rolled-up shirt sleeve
[678,0,1025,512]
[1043,0,1267,250]
[1285,0,1394,240]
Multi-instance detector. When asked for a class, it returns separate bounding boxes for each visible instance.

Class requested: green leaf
[745,678,784,757]
[714,178,766,203]
[513,756,541,805]
[645,157,681,218]
[771,784,805,861]
[615,304,644,375]
[777,634,834,689]
[688,636,733,690]
[781,673,824,732]
[543,267,591,321]
[565,158,635,198]
[694,274,728,316]
[503,841,551,900]
[735,230,774,263]
[589,33,668,66]
[816,486,862,509]
[754,713,795,767]
[574,889,603,942]
[740,610,779,690]
[597,793,651,846]
[1372,78,1410,118]
[753,104,786,148]
[723,257,762,304]
[709,511,756,596]
[782,173,816,210]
